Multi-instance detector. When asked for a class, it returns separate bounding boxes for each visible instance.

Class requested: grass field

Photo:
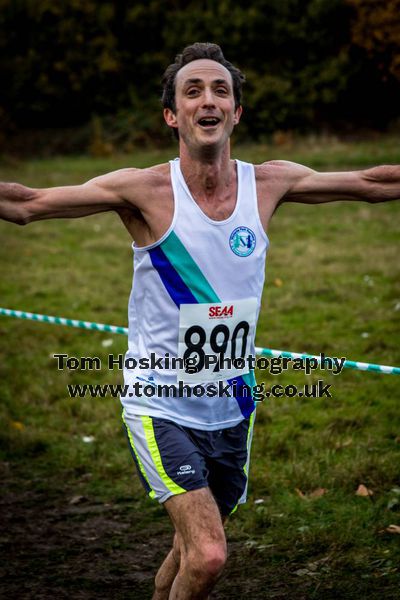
[0,136,400,599]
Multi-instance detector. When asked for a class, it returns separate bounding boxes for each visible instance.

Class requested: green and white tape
[256,347,400,376]
[1,307,399,375]
[0,307,128,336]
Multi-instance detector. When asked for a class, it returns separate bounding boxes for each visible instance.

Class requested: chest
[193,191,237,221]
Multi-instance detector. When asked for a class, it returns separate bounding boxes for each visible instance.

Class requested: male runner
[0,43,399,599]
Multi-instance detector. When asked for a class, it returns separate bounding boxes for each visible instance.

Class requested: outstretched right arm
[0,168,136,225]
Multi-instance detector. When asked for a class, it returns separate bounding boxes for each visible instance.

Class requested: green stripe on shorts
[141,416,187,496]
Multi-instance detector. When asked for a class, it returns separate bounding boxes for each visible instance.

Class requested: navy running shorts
[122,411,255,516]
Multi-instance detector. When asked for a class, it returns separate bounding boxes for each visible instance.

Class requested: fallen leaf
[297,526,310,533]
[308,556,331,571]
[294,568,309,576]
[10,421,25,431]
[335,438,353,449]
[309,488,327,498]
[295,487,327,499]
[69,495,88,505]
[356,484,373,497]
[294,568,317,577]
[273,278,283,287]
[386,524,400,534]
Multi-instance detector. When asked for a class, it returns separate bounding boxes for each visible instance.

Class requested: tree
[347,0,400,82]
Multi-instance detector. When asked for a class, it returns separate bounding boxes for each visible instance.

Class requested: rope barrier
[256,347,400,375]
[1,307,399,375]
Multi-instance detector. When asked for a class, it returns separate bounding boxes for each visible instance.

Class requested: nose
[202,87,216,107]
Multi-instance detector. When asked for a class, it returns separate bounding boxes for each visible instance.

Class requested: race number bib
[178,298,258,384]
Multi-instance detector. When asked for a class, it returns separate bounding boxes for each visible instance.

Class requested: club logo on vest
[229,226,256,257]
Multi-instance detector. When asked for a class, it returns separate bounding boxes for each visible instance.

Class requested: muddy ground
[1,468,399,600]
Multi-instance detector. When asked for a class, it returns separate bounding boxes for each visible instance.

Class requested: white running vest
[121,158,269,430]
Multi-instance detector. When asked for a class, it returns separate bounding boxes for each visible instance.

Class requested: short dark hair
[161,42,245,113]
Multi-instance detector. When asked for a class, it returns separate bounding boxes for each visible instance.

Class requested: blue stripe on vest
[149,245,198,307]
[227,376,255,418]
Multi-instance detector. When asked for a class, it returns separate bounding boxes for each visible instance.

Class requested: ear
[164,108,178,129]
[233,105,243,126]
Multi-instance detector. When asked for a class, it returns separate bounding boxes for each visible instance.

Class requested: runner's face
[164,59,242,151]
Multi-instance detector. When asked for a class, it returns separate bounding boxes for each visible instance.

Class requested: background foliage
[0,0,399,155]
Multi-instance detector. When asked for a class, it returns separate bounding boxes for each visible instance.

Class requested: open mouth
[197,117,221,128]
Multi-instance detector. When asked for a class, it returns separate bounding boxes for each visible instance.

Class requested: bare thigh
[165,487,227,559]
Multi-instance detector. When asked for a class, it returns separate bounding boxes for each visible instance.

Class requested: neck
[179,141,233,198]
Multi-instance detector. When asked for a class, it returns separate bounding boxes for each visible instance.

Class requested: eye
[186,88,200,96]
[216,88,228,95]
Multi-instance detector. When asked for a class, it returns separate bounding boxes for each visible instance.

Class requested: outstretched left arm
[280,162,400,204]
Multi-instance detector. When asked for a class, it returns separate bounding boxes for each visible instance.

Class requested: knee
[188,541,227,580]
[203,543,227,578]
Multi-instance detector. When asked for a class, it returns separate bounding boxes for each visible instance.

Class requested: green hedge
[1,0,399,153]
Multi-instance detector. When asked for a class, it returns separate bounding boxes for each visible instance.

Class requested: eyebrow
[183,78,230,86]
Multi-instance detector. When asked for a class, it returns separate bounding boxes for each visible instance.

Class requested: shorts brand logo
[177,464,196,476]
